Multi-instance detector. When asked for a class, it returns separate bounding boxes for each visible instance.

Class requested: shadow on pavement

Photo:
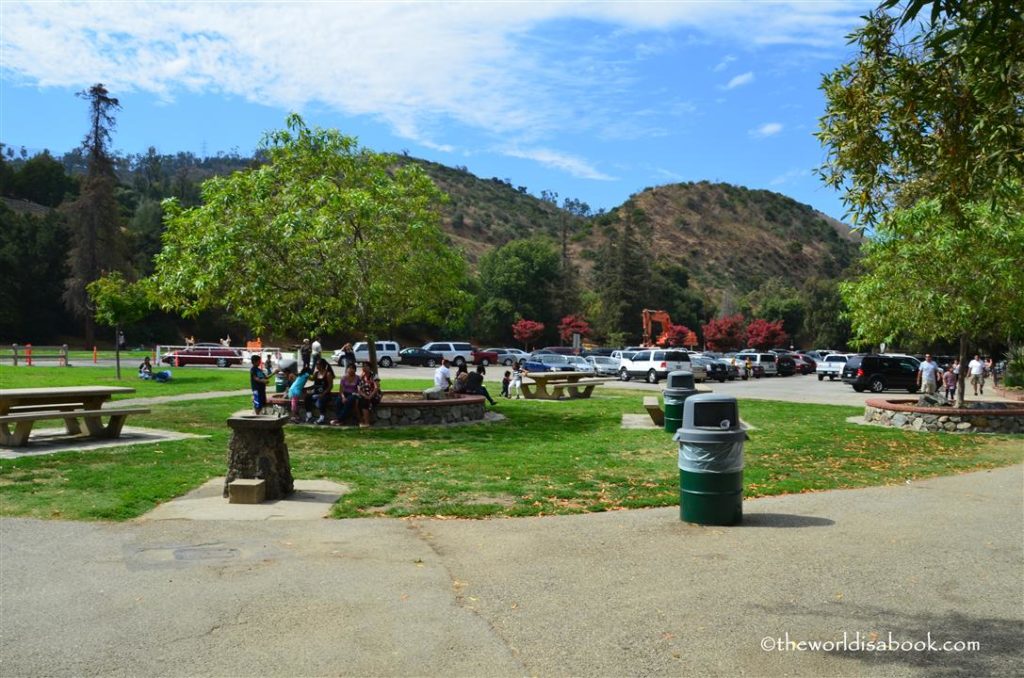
[740,513,835,528]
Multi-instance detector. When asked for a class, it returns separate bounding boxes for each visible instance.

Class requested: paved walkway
[2,465,1021,676]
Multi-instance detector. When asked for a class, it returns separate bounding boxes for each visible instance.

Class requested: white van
[733,352,779,376]
[332,341,401,367]
[421,341,475,367]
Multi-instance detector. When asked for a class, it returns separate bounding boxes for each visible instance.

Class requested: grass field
[0,364,247,399]
[1,364,1020,522]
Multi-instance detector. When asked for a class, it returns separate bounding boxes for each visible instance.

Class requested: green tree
[476,238,561,343]
[5,151,78,207]
[152,115,469,364]
[87,272,153,378]
[591,208,652,342]
[840,197,1024,405]
[800,277,851,349]
[62,83,127,345]
[817,1,1024,228]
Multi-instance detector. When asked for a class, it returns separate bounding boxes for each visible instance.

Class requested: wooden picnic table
[0,386,145,447]
[522,371,607,400]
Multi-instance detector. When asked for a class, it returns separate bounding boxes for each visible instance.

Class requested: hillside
[575,181,862,299]
[411,160,861,299]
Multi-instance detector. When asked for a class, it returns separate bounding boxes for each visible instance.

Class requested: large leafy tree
[87,272,153,378]
[701,314,746,352]
[476,238,561,343]
[746,319,789,351]
[817,1,1023,227]
[841,197,1024,404]
[153,115,469,360]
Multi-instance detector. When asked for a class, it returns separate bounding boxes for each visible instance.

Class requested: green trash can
[663,371,697,434]
[674,394,746,525]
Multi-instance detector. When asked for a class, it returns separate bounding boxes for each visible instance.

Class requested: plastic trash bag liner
[677,440,744,473]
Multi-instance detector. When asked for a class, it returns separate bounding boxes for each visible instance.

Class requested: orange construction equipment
[641,309,673,347]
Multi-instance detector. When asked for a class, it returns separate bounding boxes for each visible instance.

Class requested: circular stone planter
[373,391,486,427]
[863,398,1024,434]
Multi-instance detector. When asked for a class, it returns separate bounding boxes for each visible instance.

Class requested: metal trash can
[673,394,746,525]
[663,370,698,434]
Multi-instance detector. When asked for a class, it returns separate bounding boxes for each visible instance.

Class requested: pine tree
[62,84,127,344]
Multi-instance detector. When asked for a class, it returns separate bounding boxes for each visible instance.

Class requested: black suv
[842,355,920,393]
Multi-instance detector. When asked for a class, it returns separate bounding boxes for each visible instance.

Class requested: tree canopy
[152,115,469,339]
[817,0,1024,227]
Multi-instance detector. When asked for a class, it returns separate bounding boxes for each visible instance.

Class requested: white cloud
[712,55,736,72]
[0,1,864,174]
[723,71,755,90]
[769,168,808,185]
[750,122,783,138]
[502,147,615,181]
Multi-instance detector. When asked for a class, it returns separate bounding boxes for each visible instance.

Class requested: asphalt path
[1,466,1021,676]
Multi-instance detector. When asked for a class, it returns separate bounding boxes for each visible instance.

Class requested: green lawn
[0,374,1020,522]
[0,364,247,399]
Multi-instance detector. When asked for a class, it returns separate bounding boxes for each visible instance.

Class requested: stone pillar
[224,412,294,500]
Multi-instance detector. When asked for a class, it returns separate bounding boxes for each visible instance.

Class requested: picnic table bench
[0,386,149,447]
[522,372,607,400]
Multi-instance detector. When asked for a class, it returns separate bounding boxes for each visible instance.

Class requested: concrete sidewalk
[2,466,1021,676]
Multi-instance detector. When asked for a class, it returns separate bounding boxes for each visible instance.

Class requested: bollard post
[11,344,17,367]
[60,344,69,367]
[93,346,98,364]
[26,343,32,367]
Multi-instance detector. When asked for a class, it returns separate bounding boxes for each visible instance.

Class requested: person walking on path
[968,354,986,396]
[917,354,941,395]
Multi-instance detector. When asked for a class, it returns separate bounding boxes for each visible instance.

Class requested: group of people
[249,354,380,427]
[917,354,997,398]
[432,359,531,403]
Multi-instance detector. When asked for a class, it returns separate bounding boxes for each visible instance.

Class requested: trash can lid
[673,426,748,444]
[667,370,695,389]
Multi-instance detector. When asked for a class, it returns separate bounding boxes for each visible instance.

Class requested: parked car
[580,347,615,357]
[483,348,529,366]
[332,341,401,368]
[706,358,739,382]
[816,353,852,381]
[161,343,243,367]
[733,352,779,377]
[471,349,499,366]
[776,355,797,376]
[522,354,574,372]
[619,349,695,384]
[398,347,444,367]
[843,355,920,393]
[541,346,579,356]
[565,355,595,373]
[792,354,817,375]
[421,341,475,367]
[586,355,621,376]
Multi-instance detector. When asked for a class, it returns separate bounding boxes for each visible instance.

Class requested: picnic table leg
[566,385,596,399]
[0,421,35,447]
[82,414,128,439]
[521,383,552,399]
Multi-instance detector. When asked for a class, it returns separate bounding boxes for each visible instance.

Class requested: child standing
[510,362,524,399]
[250,355,271,414]
[288,368,311,423]
[943,367,957,401]
[501,370,511,398]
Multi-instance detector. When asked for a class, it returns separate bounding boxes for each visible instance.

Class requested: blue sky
[1,1,873,221]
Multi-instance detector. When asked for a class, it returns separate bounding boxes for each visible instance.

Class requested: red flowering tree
[557,314,592,344]
[659,324,693,347]
[512,319,545,349]
[746,318,789,350]
[701,314,746,351]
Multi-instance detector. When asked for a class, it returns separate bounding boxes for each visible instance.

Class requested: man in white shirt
[917,354,941,395]
[967,354,985,396]
[434,359,452,390]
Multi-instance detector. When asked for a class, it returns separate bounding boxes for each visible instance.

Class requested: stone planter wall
[864,399,1024,434]
[374,391,486,427]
